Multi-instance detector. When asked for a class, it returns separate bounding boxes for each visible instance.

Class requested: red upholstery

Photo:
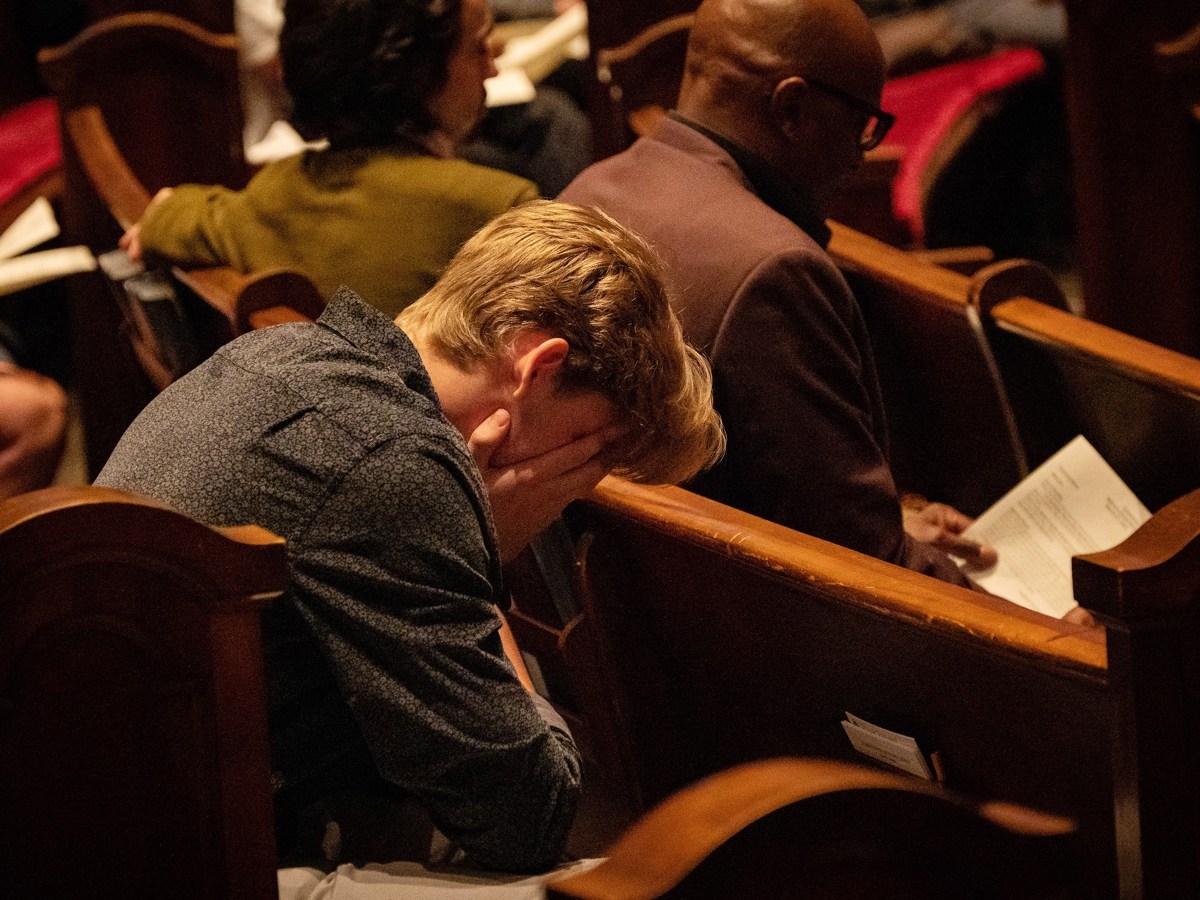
[0,97,61,209]
[881,48,1045,244]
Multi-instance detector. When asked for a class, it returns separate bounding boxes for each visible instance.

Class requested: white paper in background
[485,68,538,107]
[0,197,60,260]
[0,246,97,297]
[961,435,1151,618]
[494,4,588,81]
[244,120,321,166]
[841,711,933,780]
[486,4,589,107]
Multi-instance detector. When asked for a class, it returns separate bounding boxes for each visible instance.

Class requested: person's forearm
[139,184,237,269]
[454,724,581,872]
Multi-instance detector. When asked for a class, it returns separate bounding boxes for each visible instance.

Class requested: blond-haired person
[97,201,723,873]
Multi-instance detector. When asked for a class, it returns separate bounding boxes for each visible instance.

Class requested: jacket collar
[666,113,832,249]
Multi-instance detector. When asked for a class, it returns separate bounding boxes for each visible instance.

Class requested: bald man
[562,0,993,588]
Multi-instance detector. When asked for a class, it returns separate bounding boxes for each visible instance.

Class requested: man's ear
[511,336,569,399]
[769,76,809,142]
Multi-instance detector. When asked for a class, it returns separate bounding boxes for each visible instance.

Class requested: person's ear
[511,336,569,400]
[769,76,810,142]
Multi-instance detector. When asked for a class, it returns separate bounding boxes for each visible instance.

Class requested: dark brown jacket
[562,116,971,586]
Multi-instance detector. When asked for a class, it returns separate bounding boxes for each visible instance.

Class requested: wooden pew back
[985,295,1200,513]
[565,476,1200,896]
[831,225,1200,517]
[827,223,1061,515]
[0,486,287,900]
[583,2,698,159]
[39,11,248,223]
[38,16,322,399]
[36,12,251,472]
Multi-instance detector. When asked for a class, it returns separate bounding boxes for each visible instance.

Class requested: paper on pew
[959,435,1150,618]
[841,712,934,780]
[0,197,60,260]
[486,4,589,107]
[0,246,97,296]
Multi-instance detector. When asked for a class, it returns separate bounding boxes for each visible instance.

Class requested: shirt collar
[317,286,437,395]
[669,112,832,249]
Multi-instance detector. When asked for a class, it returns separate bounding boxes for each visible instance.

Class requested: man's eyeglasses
[803,76,895,151]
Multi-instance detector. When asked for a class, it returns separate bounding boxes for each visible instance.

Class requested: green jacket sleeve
[139,184,250,271]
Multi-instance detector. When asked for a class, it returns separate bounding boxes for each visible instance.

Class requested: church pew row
[539,476,1200,898]
[1,486,1084,899]
[52,96,323,391]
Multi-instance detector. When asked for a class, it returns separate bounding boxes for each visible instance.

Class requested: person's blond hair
[398,201,725,484]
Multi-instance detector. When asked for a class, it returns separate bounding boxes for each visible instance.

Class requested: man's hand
[902,500,998,569]
[1062,605,1097,627]
[119,187,174,262]
[468,408,617,563]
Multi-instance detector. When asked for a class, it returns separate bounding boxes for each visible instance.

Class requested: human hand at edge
[902,500,998,569]
[1061,605,1097,627]
[468,408,618,563]
[118,187,174,262]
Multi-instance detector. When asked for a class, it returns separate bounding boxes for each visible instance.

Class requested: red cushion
[0,97,62,209]
[880,48,1045,244]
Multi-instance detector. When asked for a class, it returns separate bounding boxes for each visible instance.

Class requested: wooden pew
[831,224,1200,519]
[553,475,1200,897]
[0,485,287,900]
[0,488,1080,898]
[826,222,1071,516]
[36,12,259,472]
[983,293,1200,514]
[39,14,322,398]
[548,757,1079,899]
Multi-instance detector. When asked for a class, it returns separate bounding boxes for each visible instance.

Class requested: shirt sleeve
[706,249,974,587]
[139,184,251,272]
[288,436,581,873]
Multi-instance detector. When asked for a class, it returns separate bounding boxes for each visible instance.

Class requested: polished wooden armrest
[174,266,322,334]
[547,757,1076,899]
[1076,487,1200,621]
[989,296,1200,392]
[909,245,995,274]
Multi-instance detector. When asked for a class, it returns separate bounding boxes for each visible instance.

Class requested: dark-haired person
[121,0,535,318]
[99,201,724,871]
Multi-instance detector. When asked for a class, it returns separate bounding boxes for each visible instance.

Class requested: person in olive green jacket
[121,0,537,318]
